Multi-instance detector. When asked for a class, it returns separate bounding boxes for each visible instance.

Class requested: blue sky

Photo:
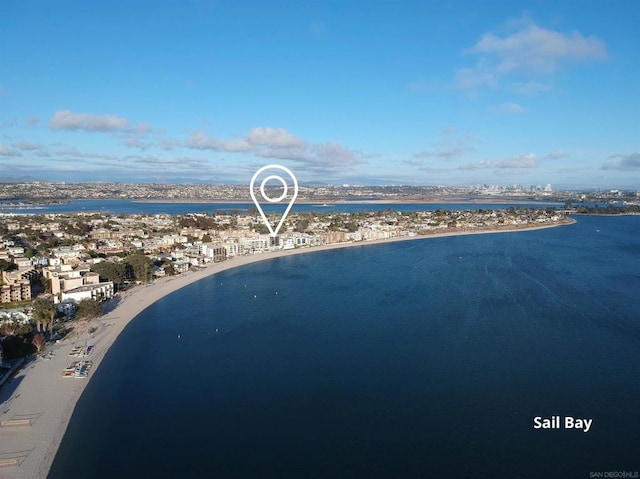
[1,0,638,188]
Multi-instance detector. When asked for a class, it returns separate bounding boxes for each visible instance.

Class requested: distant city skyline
[0,1,638,188]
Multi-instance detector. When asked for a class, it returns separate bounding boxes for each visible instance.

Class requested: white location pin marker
[249,164,298,237]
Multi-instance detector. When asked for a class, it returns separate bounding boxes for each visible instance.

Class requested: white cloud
[544,151,568,160]
[247,127,306,147]
[158,139,180,151]
[601,153,640,171]
[456,22,607,94]
[183,131,215,149]
[414,127,476,159]
[511,81,551,95]
[501,153,537,168]
[184,131,252,152]
[123,139,150,150]
[460,153,537,170]
[402,159,425,168]
[12,141,46,151]
[49,110,130,132]
[468,23,607,74]
[257,141,364,173]
[309,142,364,170]
[185,127,365,175]
[24,117,40,128]
[219,138,254,152]
[0,144,21,157]
[185,127,305,152]
[129,155,209,168]
[131,122,152,134]
[54,147,116,161]
[497,102,527,114]
[1,118,18,128]
[454,68,499,91]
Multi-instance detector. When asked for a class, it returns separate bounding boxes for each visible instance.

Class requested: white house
[61,281,114,303]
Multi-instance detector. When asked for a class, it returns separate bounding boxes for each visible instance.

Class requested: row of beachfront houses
[1,226,407,303]
[204,228,405,258]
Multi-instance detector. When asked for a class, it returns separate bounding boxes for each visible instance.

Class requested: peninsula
[1,206,574,478]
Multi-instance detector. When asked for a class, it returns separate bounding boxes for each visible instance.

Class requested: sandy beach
[0,220,572,479]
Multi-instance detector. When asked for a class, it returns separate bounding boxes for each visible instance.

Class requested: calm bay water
[0,199,560,215]
[49,216,640,478]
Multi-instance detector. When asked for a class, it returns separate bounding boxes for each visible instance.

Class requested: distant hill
[0,176,45,183]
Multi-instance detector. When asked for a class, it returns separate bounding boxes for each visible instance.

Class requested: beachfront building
[0,281,32,303]
[290,233,322,247]
[1,270,33,304]
[318,231,348,244]
[346,231,363,242]
[199,242,227,262]
[173,261,191,274]
[61,281,114,303]
[42,264,104,301]
[359,228,397,241]
[241,236,270,254]
[222,240,244,257]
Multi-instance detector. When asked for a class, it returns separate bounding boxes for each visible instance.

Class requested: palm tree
[32,297,56,335]
[46,305,56,336]
[33,310,43,333]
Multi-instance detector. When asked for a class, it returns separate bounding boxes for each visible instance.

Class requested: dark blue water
[0,199,560,215]
[49,216,640,478]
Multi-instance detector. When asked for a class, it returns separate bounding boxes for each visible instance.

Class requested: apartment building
[0,270,33,304]
[61,282,114,303]
[199,242,227,262]
[42,264,108,303]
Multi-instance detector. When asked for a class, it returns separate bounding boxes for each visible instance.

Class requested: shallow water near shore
[49,216,640,478]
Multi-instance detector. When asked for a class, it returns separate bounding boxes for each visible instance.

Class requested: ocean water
[49,216,640,479]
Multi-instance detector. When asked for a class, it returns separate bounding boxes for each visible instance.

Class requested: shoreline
[131,198,563,205]
[0,220,573,479]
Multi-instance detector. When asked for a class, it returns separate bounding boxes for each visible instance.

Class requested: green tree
[163,263,175,276]
[0,259,17,272]
[91,262,127,285]
[75,298,103,321]
[1,335,33,360]
[295,218,310,232]
[32,297,57,334]
[124,253,152,282]
[345,222,359,233]
[253,223,269,234]
[40,276,52,294]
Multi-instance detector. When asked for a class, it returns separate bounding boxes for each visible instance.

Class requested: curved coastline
[0,220,573,479]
